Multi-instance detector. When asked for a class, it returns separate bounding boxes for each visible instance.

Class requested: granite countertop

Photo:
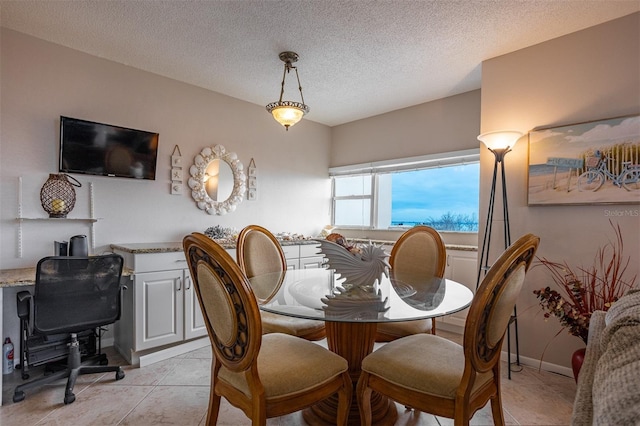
[0,267,37,288]
[110,238,320,254]
[348,238,477,252]
[110,239,477,255]
[0,266,134,288]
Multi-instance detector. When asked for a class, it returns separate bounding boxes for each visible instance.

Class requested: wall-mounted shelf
[16,177,98,257]
[17,217,98,223]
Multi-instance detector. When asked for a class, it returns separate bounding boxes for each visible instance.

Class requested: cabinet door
[442,250,478,328]
[285,259,299,270]
[183,269,207,340]
[134,270,184,350]
[299,256,325,269]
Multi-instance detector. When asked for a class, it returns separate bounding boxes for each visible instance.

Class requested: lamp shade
[477,130,523,151]
[267,102,308,130]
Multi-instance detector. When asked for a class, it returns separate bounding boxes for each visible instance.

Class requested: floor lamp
[476,130,523,379]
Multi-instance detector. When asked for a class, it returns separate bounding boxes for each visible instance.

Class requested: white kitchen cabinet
[133,269,184,350]
[440,249,478,329]
[184,268,206,340]
[128,267,206,350]
[282,245,300,269]
[299,243,325,269]
[281,243,325,269]
[113,248,214,365]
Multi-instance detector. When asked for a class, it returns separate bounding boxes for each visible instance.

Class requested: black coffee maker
[54,235,88,257]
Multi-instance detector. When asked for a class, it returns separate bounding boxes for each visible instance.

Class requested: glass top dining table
[250,268,473,323]
[249,268,474,425]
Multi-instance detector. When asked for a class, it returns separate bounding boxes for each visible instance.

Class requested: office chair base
[13,334,125,404]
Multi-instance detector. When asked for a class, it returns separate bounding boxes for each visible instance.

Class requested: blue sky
[391,164,479,222]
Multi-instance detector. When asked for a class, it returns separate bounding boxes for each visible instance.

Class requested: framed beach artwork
[527,115,640,206]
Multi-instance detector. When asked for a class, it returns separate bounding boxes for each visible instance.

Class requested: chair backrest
[390,225,446,285]
[184,232,262,373]
[33,254,124,335]
[464,233,539,374]
[237,224,287,303]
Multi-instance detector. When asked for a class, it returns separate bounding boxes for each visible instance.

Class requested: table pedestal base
[301,322,398,425]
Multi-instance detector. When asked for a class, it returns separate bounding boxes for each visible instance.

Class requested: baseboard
[435,322,573,378]
[501,351,573,378]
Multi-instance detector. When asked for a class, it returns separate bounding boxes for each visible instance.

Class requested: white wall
[479,12,640,369]
[0,29,333,270]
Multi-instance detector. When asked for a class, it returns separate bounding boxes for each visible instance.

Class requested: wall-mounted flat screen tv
[59,116,159,180]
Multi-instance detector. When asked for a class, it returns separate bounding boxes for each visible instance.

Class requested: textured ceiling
[1,1,638,126]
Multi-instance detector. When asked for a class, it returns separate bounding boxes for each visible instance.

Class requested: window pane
[334,175,371,196]
[390,163,479,231]
[334,199,371,226]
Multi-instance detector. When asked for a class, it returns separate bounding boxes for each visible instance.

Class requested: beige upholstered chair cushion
[392,232,439,284]
[243,232,283,278]
[219,333,348,399]
[259,311,325,336]
[197,263,236,345]
[375,320,430,338]
[487,264,525,347]
[362,334,493,398]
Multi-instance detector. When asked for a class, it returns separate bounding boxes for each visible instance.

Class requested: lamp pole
[476,147,511,286]
[476,130,523,379]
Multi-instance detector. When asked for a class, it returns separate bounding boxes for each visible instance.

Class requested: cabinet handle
[176,277,182,291]
[447,255,450,267]
[185,276,191,290]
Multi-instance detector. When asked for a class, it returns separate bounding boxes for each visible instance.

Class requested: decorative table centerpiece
[316,233,390,290]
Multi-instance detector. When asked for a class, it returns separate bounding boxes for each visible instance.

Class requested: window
[332,175,372,227]
[330,149,479,232]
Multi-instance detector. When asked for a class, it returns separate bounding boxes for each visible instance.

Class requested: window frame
[330,149,480,230]
[330,173,375,228]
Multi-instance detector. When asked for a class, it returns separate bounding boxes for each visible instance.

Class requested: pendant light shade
[266,51,309,131]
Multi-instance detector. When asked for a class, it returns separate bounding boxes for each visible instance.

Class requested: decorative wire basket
[40,174,82,218]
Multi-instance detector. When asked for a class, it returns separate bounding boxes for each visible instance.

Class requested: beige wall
[330,90,481,167]
[0,29,332,270]
[480,12,640,369]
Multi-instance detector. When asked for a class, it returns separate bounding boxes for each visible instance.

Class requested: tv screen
[59,116,159,180]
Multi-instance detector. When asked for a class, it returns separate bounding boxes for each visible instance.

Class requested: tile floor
[0,330,576,425]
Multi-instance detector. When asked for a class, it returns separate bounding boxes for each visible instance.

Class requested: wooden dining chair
[183,232,352,425]
[375,225,446,341]
[236,224,326,341]
[358,233,540,426]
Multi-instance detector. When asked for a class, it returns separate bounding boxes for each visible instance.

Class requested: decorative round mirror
[188,145,246,215]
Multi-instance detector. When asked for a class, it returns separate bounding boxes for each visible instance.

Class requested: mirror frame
[188,145,246,215]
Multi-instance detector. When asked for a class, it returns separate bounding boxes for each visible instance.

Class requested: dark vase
[571,348,586,383]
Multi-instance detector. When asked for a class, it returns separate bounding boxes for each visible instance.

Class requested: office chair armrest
[16,291,32,319]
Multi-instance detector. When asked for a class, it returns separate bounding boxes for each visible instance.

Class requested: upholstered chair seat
[362,334,493,398]
[257,311,322,337]
[218,333,348,399]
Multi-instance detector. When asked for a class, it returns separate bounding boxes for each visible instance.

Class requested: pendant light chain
[294,66,305,106]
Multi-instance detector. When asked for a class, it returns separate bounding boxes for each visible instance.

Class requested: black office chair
[13,254,126,404]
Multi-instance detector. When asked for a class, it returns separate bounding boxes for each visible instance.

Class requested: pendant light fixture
[266,51,309,131]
